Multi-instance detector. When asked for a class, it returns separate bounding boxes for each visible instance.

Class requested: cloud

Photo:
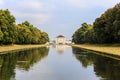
[0,0,3,5]
[14,12,53,25]
[64,0,120,8]
[2,0,56,25]
[16,0,55,12]
[15,0,55,25]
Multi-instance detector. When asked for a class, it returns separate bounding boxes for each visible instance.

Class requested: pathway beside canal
[71,44,120,56]
[0,44,48,54]
[0,44,120,57]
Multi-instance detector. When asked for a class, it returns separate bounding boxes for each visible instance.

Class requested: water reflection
[56,45,66,53]
[72,47,120,80]
[55,45,68,53]
[0,47,49,80]
[0,46,120,80]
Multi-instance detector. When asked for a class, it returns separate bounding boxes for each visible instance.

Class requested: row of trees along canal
[72,3,120,44]
[0,9,49,45]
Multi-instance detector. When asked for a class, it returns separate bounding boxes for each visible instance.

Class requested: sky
[0,0,120,40]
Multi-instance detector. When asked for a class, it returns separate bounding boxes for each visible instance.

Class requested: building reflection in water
[55,45,69,54]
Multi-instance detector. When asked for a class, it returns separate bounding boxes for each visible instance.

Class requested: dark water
[0,45,120,80]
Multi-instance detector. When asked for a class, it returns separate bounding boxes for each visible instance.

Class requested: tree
[39,32,49,44]
[93,3,120,43]
[72,3,120,44]
[84,27,96,43]
[0,9,16,44]
[0,29,3,41]
[0,9,49,45]
[16,21,49,44]
[72,23,92,44]
[16,24,32,44]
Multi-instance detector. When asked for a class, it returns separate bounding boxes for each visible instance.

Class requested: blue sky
[0,0,119,40]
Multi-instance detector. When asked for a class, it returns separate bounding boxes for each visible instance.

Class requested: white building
[56,35,66,44]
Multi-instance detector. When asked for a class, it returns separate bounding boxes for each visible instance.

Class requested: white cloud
[0,0,3,5]
[16,0,55,12]
[14,12,53,25]
[64,0,120,8]
[2,0,56,25]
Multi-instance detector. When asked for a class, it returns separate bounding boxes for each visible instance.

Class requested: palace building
[56,35,66,44]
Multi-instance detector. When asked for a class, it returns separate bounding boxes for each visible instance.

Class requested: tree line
[0,9,49,44]
[72,3,120,44]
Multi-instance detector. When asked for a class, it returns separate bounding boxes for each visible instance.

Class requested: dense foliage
[72,3,120,44]
[0,9,49,44]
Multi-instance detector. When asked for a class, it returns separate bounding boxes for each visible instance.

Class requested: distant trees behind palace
[72,3,120,44]
[0,9,49,44]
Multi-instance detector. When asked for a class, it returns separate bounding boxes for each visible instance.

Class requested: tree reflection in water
[72,47,120,80]
[0,47,49,80]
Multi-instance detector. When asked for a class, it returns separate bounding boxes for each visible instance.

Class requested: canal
[0,45,120,80]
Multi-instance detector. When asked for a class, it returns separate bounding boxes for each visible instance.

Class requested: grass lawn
[71,44,120,56]
[0,44,48,54]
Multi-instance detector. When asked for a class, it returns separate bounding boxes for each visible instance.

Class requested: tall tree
[39,32,49,44]
[0,9,49,45]
[16,21,49,44]
[93,3,120,43]
[0,9,16,44]
[72,23,91,44]
[72,3,120,44]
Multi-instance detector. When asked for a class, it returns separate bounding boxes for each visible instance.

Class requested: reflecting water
[72,47,120,80]
[0,47,49,80]
[55,45,70,54]
[0,45,119,80]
